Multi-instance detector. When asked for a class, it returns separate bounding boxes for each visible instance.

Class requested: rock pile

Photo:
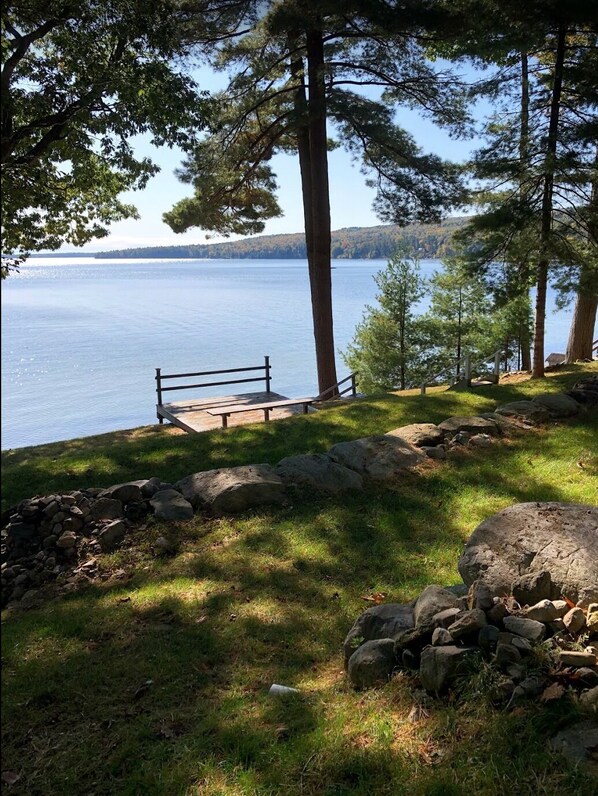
[345,503,598,714]
[1,478,190,607]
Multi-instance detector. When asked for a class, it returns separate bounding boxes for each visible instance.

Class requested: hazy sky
[76,62,485,252]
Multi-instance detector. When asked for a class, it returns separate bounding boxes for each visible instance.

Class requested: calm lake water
[1,257,577,449]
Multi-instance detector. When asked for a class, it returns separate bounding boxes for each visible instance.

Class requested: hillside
[96,216,469,260]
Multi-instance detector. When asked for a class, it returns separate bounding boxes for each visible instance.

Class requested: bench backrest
[156,356,272,406]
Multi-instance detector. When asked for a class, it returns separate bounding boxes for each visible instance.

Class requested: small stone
[150,489,194,521]
[486,601,509,624]
[401,649,419,670]
[447,608,487,640]
[56,531,77,549]
[563,607,586,634]
[471,580,494,611]
[455,431,470,445]
[559,651,597,667]
[90,498,123,521]
[469,433,492,448]
[42,535,57,549]
[14,572,29,586]
[98,520,127,552]
[512,570,552,606]
[432,607,463,628]
[347,638,396,688]
[419,645,478,693]
[432,627,453,646]
[43,501,60,518]
[551,600,569,618]
[579,686,598,713]
[61,495,76,506]
[503,615,546,643]
[63,516,84,532]
[506,663,527,682]
[478,624,499,652]
[155,536,177,555]
[549,618,566,635]
[495,642,522,667]
[53,512,66,523]
[511,636,533,654]
[522,599,557,623]
[422,446,447,460]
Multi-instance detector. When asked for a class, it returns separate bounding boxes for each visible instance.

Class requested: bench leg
[264,408,270,422]
[222,415,228,429]
[303,403,309,414]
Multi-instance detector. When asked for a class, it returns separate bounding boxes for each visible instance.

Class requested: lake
[1,257,576,449]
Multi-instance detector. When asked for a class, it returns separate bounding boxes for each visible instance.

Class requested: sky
[72,62,486,253]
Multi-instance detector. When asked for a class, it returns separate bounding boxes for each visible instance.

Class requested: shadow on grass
[3,412,597,794]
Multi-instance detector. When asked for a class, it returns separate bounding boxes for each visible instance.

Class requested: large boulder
[275,453,363,494]
[531,393,580,418]
[386,423,445,447]
[175,465,286,516]
[343,603,414,667]
[458,502,598,606]
[327,434,425,481]
[494,401,550,424]
[347,639,397,688]
[438,416,499,436]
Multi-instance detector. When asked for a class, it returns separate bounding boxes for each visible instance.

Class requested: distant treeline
[96,217,469,260]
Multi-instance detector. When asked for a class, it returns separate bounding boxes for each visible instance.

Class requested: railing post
[420,383,426,395]
[494,350,501,382]
[156,368,164,423]
[464,354,471,387]
[265,355,271,394]
[351,373,357,397]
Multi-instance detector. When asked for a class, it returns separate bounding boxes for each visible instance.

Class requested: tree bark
[565,293,598,361]
[305,27,338,396]
[517,52,532,371]
[532,25,567,378]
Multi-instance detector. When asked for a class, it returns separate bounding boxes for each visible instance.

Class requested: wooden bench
[206,397,316,428]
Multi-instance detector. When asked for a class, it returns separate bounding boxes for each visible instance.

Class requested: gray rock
[327,434,425,481]
[522,599,558,623]
[419,645,478,693]
[447,609,487,640]
[567,375,598,406]
[432,607,463,628]
[494,401,550,424]
[549,720,598,766]
[176,465,286,516]
[479,412,527,434]
[495,642,522,667]
[552,600,569,618]
[343,603,414,667]
[347,639,396,688]
[431,627,453,646]
[386,423,445,447]
[275,453,363,494]
[422,446,447,460]
[98,520,127,552]
[511,636,533,654]
[579,686,598,713]
[56,531,77,549]
[414,585,462,627]
[487,601,509,624]
[458,502,598,607]
[531,392,580,418]
[559,651,597,667]
[469,434,493,448]
[513,570,552,606]
[478,624,499,652]
[503,615,546,642]
[149,489,194,521]
[438,416,498,435]
[90,497,124,521]
[100,481,147,504]
[140,477,163,499]
[563,607,586,634]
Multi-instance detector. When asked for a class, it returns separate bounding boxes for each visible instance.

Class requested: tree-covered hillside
[96,217,468,260]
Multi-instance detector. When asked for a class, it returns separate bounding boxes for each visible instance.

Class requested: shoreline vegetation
[46,217,468,261]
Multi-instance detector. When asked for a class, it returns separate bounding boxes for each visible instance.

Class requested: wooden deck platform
[157,391,316,433]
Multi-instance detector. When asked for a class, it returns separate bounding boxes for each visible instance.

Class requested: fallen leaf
[359,593,387,604]
[540,682,565,702]
[563,596,576,608]
[195,615,208,624]
[117,596,131,604]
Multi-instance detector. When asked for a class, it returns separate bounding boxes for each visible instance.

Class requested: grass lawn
[1,363,597,795]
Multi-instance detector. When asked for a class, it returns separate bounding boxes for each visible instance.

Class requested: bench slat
[206,397,315,416]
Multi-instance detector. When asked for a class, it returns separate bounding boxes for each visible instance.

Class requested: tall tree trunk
[566,145,598,362]
[532,25,566,378]
[566,294,598,361]
[519,51,532,371]
[306,27,338,396]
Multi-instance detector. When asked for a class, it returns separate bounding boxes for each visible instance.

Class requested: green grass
[2,362,596,511]
[2,364,597,795]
